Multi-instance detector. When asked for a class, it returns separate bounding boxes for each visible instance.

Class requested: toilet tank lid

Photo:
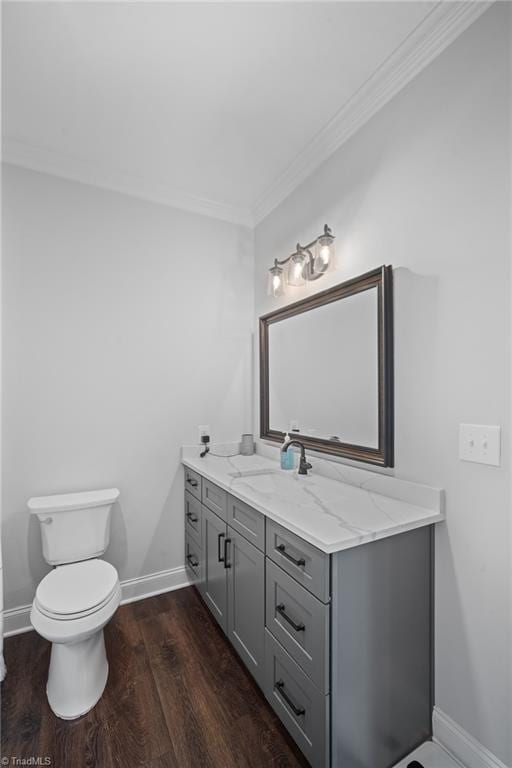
[28,488,120,514]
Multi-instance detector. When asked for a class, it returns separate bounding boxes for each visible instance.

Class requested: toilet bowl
[31,559,121,719]
[29,488,120,719]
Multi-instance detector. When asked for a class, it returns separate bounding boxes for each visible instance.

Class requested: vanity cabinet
[184,467,433,768]
[202,505,229,629]
[188,479,266,687]
[227,494,265,551]
[184,467,202,500]
[265,558,330,693]
[227,527,265,688]
[184,491,202,546]
[265,628,330,768]
[184,532,201,583]
[266,519,330,602]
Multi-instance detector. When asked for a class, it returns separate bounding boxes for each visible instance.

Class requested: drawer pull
[276,603,305,632]
[186,512,198,523]
[218,532,225,562]
[224,537,232,569]
[275,680,305,716]
[186,553,199,568]
[187,477,198,487]
[276,543,306,567]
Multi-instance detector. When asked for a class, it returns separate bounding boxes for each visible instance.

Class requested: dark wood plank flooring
[1,586,309,768]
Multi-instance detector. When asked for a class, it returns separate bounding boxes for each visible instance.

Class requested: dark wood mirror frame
[259,265,394,467]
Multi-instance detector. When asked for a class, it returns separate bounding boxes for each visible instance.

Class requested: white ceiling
[2,2,490,225]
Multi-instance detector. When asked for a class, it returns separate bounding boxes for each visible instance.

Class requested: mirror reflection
[268,287,379,448]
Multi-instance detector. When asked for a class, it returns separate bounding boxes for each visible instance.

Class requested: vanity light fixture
[267,224,335,296]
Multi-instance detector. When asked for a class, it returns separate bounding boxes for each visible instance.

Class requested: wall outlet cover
[459,423,501,466]
[198,425,210,444]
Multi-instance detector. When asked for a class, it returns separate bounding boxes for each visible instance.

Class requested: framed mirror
[259,265,394,467]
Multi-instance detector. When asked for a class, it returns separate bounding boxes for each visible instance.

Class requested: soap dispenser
[280,433,295,470]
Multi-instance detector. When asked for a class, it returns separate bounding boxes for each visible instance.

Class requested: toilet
[29,488,121,720]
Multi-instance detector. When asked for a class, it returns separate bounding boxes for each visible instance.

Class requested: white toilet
[29,487,121,720]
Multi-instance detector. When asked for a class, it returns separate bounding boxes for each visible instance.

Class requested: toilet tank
[28,488,120,566]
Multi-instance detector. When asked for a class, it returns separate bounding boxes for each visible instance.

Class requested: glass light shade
[267,264,286,297]
[287,252,307,286]
[314,235,336,274]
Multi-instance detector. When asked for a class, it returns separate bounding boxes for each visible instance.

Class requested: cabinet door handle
[275,680,305,716]
[276,603,305,632]
[224,538,232,569]
[276,543,306,567]
[186,512,198,523]
[187,477,198,487]
[218,532,225,562]
[187,553,199,568]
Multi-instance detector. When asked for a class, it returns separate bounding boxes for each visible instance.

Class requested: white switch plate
[459,423,501,466]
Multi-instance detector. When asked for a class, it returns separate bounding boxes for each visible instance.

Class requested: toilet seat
[35,559,119,621]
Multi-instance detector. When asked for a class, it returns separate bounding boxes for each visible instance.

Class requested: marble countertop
[181,449,444,554]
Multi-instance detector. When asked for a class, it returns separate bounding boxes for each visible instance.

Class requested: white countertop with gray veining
[182,448,444,554]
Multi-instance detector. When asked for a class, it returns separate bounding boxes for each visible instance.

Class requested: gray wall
[2,164,254,611]
[254,6,511,763]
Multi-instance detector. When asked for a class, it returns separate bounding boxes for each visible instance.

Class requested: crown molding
[2,138,254,227]
[252,1,493,225]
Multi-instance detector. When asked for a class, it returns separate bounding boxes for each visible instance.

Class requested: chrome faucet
[281,440,313,475]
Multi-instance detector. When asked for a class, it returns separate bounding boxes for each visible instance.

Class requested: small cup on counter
[240,433,255,456]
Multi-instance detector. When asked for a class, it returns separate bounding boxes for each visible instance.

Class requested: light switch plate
[459,424,501,466]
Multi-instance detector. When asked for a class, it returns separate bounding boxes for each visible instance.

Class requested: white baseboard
[2,604,33,637]
[120,565,190,604]
[3,565,191,637]
[433,707,509,768]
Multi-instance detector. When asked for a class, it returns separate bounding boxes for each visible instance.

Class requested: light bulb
[287,251,307,286]
[319,244,331,263]
[291,261,303,280]
[267,264,286,297]
[314,235,335,274]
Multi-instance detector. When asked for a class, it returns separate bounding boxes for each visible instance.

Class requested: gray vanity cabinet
[198,482,266,686]
[202,477,228,519]
[227,493,265,551]
[184,467,202,500]
[265,558,330,694]
[184,491,202,547]
[266,519,330,602]
[184,532,201,584]
[265,629,329,768]
[185,467,433,768]
[202,505,229,631]
[227,528,265,688]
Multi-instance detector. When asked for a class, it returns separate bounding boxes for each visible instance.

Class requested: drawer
[264,629,329,768]
[227,494,265,552]
[266,559,330,693]
[266,520,330,602]
[184,467,202,500]
[185,532,201,583]
[202,478,228,520]
[184,491,202,546]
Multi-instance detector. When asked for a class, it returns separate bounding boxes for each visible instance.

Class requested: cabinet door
[227,528,265,689]
[202,506,228,632]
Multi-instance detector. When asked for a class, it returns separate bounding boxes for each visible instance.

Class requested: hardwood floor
[1,587,309,768]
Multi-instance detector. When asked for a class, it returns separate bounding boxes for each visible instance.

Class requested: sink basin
[228,468,278,479]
